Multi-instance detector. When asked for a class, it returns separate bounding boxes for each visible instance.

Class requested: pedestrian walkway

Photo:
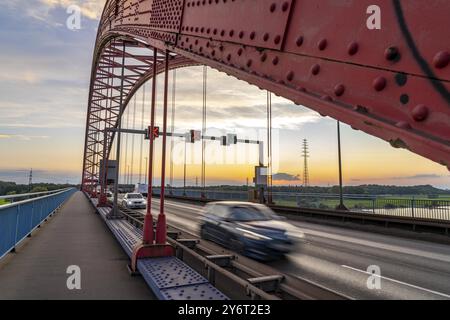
[0,191,154,300]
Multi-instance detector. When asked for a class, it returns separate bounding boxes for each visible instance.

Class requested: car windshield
[127,194,143,199]
[229,205,272,221]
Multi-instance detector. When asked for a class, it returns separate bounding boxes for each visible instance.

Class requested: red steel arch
[82,0,450,193]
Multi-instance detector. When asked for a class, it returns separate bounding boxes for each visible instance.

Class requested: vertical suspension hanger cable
[267,91,273,204]
[139,83,145,184]
[169,69,177,193]
[131,94,136,185]
[202,66,207,197]
[124,100,130,184]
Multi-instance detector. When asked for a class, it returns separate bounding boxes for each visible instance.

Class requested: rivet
[237,48,243,56]
[347,42,359,56]
[373,77,387,91]
[318,39,327,51]
[411,104,429,122]
[272,57,279,65]
[270,3,276,12]
[385,46,400,62]
[334,84,345,97]
[296,36,304,47]
[433,51,450,69]
[395,121,411,129]
[274,35,281,45]
[286,71,294,81]
[311,64,320,75]
[282,2,289,11]
[395,73,408,86]
[260,53,267,62]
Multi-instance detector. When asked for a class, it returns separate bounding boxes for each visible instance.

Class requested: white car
[122,193,147,209]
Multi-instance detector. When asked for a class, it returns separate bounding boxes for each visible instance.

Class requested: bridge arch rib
[82,0,450,192]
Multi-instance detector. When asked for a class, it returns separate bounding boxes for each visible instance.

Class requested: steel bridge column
[111,41,126,218]
[98,128,108,206]
[142,48,158,245]
[156,50,170,245]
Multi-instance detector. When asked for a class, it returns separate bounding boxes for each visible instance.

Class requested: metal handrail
[0,188,70,201]
[0,188,73,208]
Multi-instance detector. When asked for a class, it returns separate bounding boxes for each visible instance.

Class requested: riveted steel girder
[82,0,450,192]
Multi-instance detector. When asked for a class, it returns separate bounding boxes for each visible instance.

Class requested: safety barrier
[155,188,450,222]
[0,188,77,259]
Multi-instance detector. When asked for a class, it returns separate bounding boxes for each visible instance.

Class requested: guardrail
[155,188,450,222]
[0,188,71,205]
[0,188,77,259]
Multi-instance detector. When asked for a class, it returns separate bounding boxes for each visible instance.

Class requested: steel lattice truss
[82,0,450,193]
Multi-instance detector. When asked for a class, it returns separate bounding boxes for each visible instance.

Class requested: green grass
[273,195,450,210]
[0,199,8,205]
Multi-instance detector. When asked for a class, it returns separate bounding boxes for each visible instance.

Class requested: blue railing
[0,188,77,259]
[153,188,450,221]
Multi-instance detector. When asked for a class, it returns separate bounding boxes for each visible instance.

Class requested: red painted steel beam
[83,0,450,192]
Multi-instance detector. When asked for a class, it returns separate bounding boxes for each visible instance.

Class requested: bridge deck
[0,191,154,300]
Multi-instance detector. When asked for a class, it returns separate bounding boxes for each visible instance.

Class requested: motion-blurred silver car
[121,193,147,209]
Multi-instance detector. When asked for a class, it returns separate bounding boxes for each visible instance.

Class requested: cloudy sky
[0,0,448,189]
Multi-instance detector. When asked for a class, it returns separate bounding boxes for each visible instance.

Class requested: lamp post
[336,121,348,211]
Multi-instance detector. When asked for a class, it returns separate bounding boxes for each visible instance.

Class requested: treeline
[180,184,448,196]
[0,181,78,196]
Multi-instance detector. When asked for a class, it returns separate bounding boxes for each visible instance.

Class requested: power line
[302,139,310,187]
[28,168,33,192]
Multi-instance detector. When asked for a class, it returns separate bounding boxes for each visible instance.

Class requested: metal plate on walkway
[138,257,228,300]
[161,283,228,300]
[138,257,207,288]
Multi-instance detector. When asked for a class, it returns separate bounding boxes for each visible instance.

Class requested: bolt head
[385,47,400,61]
[433,51,450,69]
[373,77,387,91]
[334,84,345,97]
[347,42,359,56]
[311,64,320,75]
[411,104,429,122]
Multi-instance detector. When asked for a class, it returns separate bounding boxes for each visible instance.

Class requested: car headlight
[127,201,132,205]
[236,228,271,241]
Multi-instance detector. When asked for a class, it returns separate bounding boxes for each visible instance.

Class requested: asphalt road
[135,197,450,300]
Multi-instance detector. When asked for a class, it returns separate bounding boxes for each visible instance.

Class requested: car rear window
[230,206,271,221]
[127,194,143,199]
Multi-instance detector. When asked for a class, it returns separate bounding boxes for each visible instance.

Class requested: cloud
[272,173,300,182]
[39,0,105,20]
[394,174,444,180]
[3,0,104,28]
[0,134,49,141]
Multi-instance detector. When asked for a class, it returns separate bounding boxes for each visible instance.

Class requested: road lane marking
[151,199,203,212]
[301,227,450,263]
[341,265,450,299]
